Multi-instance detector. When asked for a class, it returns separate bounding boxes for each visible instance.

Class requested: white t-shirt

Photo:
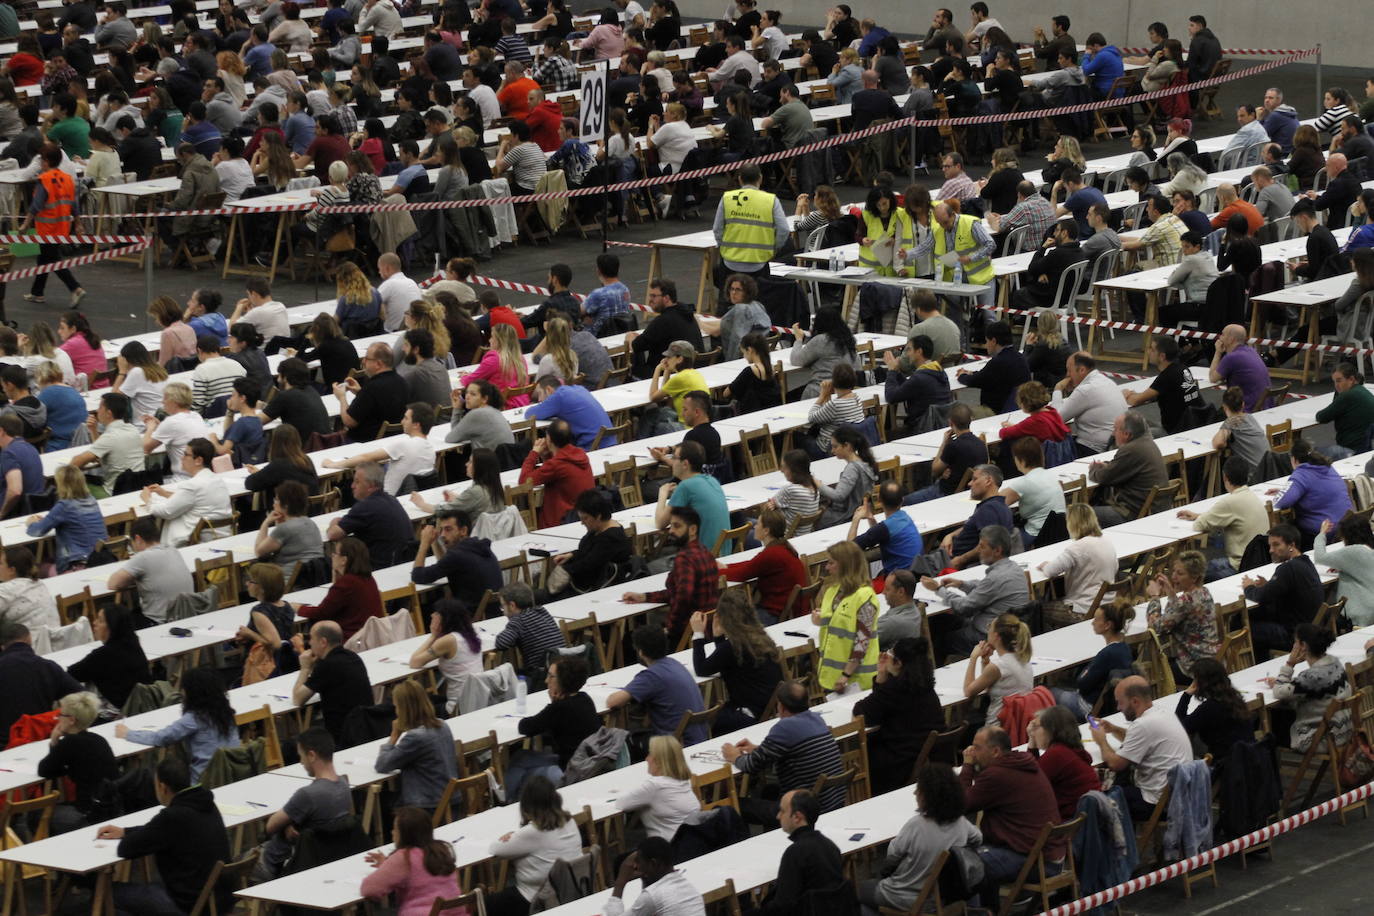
[383,434,437,494]
[119,366,167,429]
[152,411,210,479]
[760,25,787,61]
[1117,702,1194,803]
[378,273,425,331]
[215,158,256,201]
[1006,466,1067,538]
[614,775,700,841]
[242,300,291,342]
[468,83,501,124]
[620,0,644,23]
[651,119,697,173]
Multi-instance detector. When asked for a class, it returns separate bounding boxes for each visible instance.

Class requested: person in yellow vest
[857,185,916,277]
[813,540,881,694]
[907,200,996,307]
[18,143,84,305]
[711,162,789,290]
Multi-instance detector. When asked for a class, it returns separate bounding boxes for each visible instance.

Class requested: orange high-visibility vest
[33,168,75,238]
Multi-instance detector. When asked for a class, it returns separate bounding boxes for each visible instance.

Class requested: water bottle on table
[515,675,527,714]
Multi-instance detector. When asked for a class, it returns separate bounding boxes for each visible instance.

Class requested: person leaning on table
[1088,675,1193,822]
[606,836,705,916]
[96,758,232,916]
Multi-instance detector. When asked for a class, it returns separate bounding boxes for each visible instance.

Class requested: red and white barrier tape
[605,240,655,249]
[979,303,1374,358]
[94,48,1318,220]
[1117,46,1312,56]
[1037,779,1374,916]
[0,233,150,245]
[0,240,151,283]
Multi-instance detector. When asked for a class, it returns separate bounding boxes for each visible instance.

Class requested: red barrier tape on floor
[0,240,151,283]
[1117,47,1312,55]
[1037,779,1374,916]
[94,48,1317,219]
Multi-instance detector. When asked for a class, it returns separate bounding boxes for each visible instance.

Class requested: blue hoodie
[26,497,107,571]
[1274,462,1355,535]
[1082,45,1124,96]
[1264,104,1300,152]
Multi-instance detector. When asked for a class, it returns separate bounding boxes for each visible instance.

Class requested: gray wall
[677,1,1354,70]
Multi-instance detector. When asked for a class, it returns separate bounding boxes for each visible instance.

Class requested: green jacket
[1315,384,1374,451]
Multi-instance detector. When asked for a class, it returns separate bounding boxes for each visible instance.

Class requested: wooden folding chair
[234,705,283,768]
[674,704,723,741]
[194,553,242,609]
[691,765,741,812]
[1278,698,1349,818]
[188,849,259,916]
[739,424,780,476]
[1125,629,1177,698]
[55,586,95,625]
[1136,480,1182,517]
[830,716,872,802]
[601,457,645,509]
[1219,627,1256,672]
[559,613,621,671]
[781,582,822,621]
[428,887,486,916]
[433,770,495,827]
[0,791,60,916]
[457,730,505,787]
[1000,815,1085,915]
[878,849,968,916]
[702,879,744,916]
[910,725,966,779]
[711,522,752,557]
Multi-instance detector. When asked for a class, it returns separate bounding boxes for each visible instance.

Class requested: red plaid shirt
[647,539,721,640]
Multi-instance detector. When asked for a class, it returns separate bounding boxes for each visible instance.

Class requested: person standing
[19,144,84,305]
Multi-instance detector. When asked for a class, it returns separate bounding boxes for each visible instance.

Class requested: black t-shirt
[339,490,415,569]
[938,431,990,494]
[808,43,837,78]
[685,422,723,467]
[732,10,760,39]
[984,68,1023,110]
[305,647,373,743]
[981,168,1024,215]
[1152,360,1202,434]
[264,386,333,442]
[345,370,409,442]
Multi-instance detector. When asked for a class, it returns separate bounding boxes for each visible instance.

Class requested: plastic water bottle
[953,261,964,287]
[515,675,527,714]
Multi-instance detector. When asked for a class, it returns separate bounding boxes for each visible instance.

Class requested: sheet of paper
[938,251,960,267]
[871,234,897,268]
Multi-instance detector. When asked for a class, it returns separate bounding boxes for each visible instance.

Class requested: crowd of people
[1,1,1374,915]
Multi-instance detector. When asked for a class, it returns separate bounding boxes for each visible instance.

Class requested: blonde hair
[840,47,859,64]
[54,464,90,500]
[454,126,478,146]
[990,612,1032,663]
[58,692,101,730]
[35,360,64,386]
[1065,502,1102,539]
[335,261,374,305]
[393,679,443,732]
[163,382,193,409]
[407,301,451,359]
[1034,310,1063,348]
[664,102,686,120]
[490,323,527,386]
[542,317,578,380]
[646,735,691,780]
[825,541,871,598]
[248,562,285,602]
[1057,135,1086,170]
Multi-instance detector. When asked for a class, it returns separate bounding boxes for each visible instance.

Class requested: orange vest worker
[34,168,76,238]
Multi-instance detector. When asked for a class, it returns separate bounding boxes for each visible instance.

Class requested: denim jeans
[903,482,945,505]
[1051,687,1092,721]
[505,749,562,801]
[975,844,1061,908]
[1205,556,1237,582]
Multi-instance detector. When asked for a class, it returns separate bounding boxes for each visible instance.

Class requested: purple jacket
[1275,462,1354,534]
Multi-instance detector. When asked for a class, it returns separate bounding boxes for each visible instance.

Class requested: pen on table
[247,801,269,808]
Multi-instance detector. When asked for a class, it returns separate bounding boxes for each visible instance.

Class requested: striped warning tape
[0,240,151,283]
[90,48,1318,219]
[1037,779,1374,916]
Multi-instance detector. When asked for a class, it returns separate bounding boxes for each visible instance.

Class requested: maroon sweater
[960,751,1066,858]
[1034,743,1102,821]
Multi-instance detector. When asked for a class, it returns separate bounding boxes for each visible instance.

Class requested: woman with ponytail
[963,612,1033,725]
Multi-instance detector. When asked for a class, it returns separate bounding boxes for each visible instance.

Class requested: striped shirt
[190,356,245,411]
[732,710,847,812]
[502,141,548,192]
[496,35,533,63]
[493,606,566,672]
[806,393,866,451]
[773,483,821,533]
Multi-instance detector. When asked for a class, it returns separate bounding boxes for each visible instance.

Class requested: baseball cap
[663,340,697,359]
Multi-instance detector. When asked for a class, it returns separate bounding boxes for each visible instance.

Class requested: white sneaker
[205,237,222,257]
[655,193,670,214]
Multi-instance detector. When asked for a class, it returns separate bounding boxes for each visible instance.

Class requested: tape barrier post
[1036,780,1374,916]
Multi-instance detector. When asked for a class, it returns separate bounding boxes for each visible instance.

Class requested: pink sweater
[460,350,529,407]
[60,334,109,387]
[359,848,463,916]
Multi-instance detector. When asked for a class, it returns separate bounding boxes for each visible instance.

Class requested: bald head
[1221,324,1248,346]
[1217,183,1237,205]
[365,342,394,370]
[311,620,343,650]
[1329,153,1349,176]
[933,202,955,230]
[861,69,880,88]
[378,252,402,277]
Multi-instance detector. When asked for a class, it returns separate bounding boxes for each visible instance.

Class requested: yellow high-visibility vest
[718,187,779,264]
